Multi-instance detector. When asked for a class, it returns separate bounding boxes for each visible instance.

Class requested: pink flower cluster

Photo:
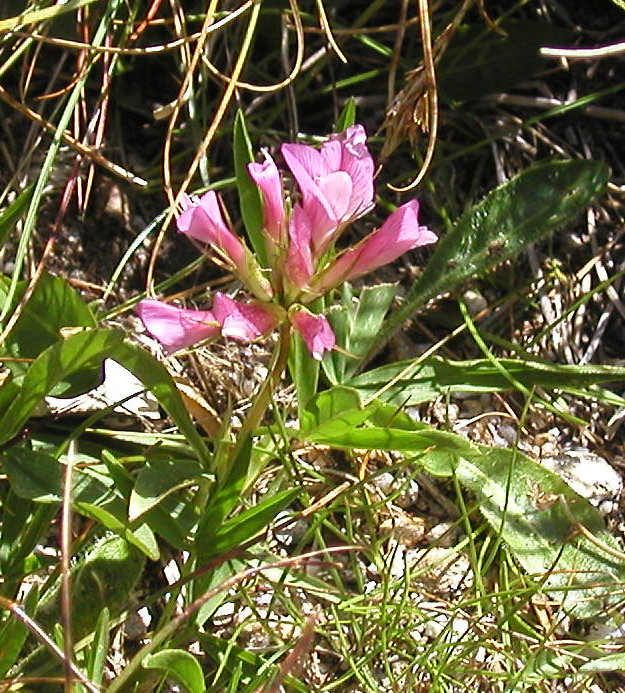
[137,125,437,360]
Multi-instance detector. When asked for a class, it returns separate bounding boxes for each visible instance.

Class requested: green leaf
[233,109,267,266]
[195,436,252,545]
[87,607,110,686]
[370,160,610,360]
[197,488,300,559]
[129,458,209,522]
[298,399,624,619]
[335,97,357,131]
[288,329,320,423]
[69,535,145,638]
[0,583,39,678]
[0,329,124,447]
[143,649,206,693]
[299,386,368,438]
[347,355,625,406]
[454,446,625,619]
[0,273,99,396]
[325,283,396,383]
[439,21,571,103]
[0,186,33,249]
[0,448,62,502]
[579,653,625,673]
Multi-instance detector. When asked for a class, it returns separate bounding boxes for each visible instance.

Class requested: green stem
[236,321,292,448]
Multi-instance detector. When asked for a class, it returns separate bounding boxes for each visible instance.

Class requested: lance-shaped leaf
[368,160,610,361]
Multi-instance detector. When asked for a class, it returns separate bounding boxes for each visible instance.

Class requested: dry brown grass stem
[200,0,304,92]
[0,84,147,186]
[0,596,100,693]
[388,0,438,193]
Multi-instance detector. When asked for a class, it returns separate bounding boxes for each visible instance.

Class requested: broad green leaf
[0,497,57,587]
[0,448,62,502]
[233,109,267,266]
[0,186,33,249]
[439,21,570,103]
[325,283,396,383]
[143,649,206,693]
[0,584,39,678]
[335,97,357,131]
[579,653,625,673]
[129,458,208,522]
[38,535,145,639]
[299,386,369,438]
[1,446,159,559]
[0,273,99,396]
[370,160,610,360]
[0,329,124,446]
[347,355,625,406]
[455,446,625,619]
[197,488,300,559]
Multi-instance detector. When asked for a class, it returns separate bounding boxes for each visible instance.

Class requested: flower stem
[235,321,291,450]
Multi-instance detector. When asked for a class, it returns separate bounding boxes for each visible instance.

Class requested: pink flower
[309,200,436,296]
[212,292,281,341]
[289,307,335,361]
[247,150,285,244]
[285,204,314,293]
[177,191,273,301]
[178,191,246,269]
[281,124,374,255]
[136,300,219,353]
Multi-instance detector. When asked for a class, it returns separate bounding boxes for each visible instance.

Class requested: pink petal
[345,200,436,280]
[310,200,436,295]
[177,191,246,268]
[282,142,337,236]
[317,171,353,221]
[289,308,336,361]
[212,292,279,341]
[286,205,314,291]
[247,150,285,242]
[136,300,219,353]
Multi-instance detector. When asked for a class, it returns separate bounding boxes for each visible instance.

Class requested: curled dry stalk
[148,0,259,294]
[381,0,476,189]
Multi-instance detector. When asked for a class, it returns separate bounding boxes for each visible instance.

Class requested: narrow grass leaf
[0,186,33,249]
[370,160,610,358]
[143,649,206,693]
[0,0,98,31]
[347,355,625,405]
[87,607,110,686]
[335,97,357,130]
[198,488,300,559]
[233,109,267,266]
